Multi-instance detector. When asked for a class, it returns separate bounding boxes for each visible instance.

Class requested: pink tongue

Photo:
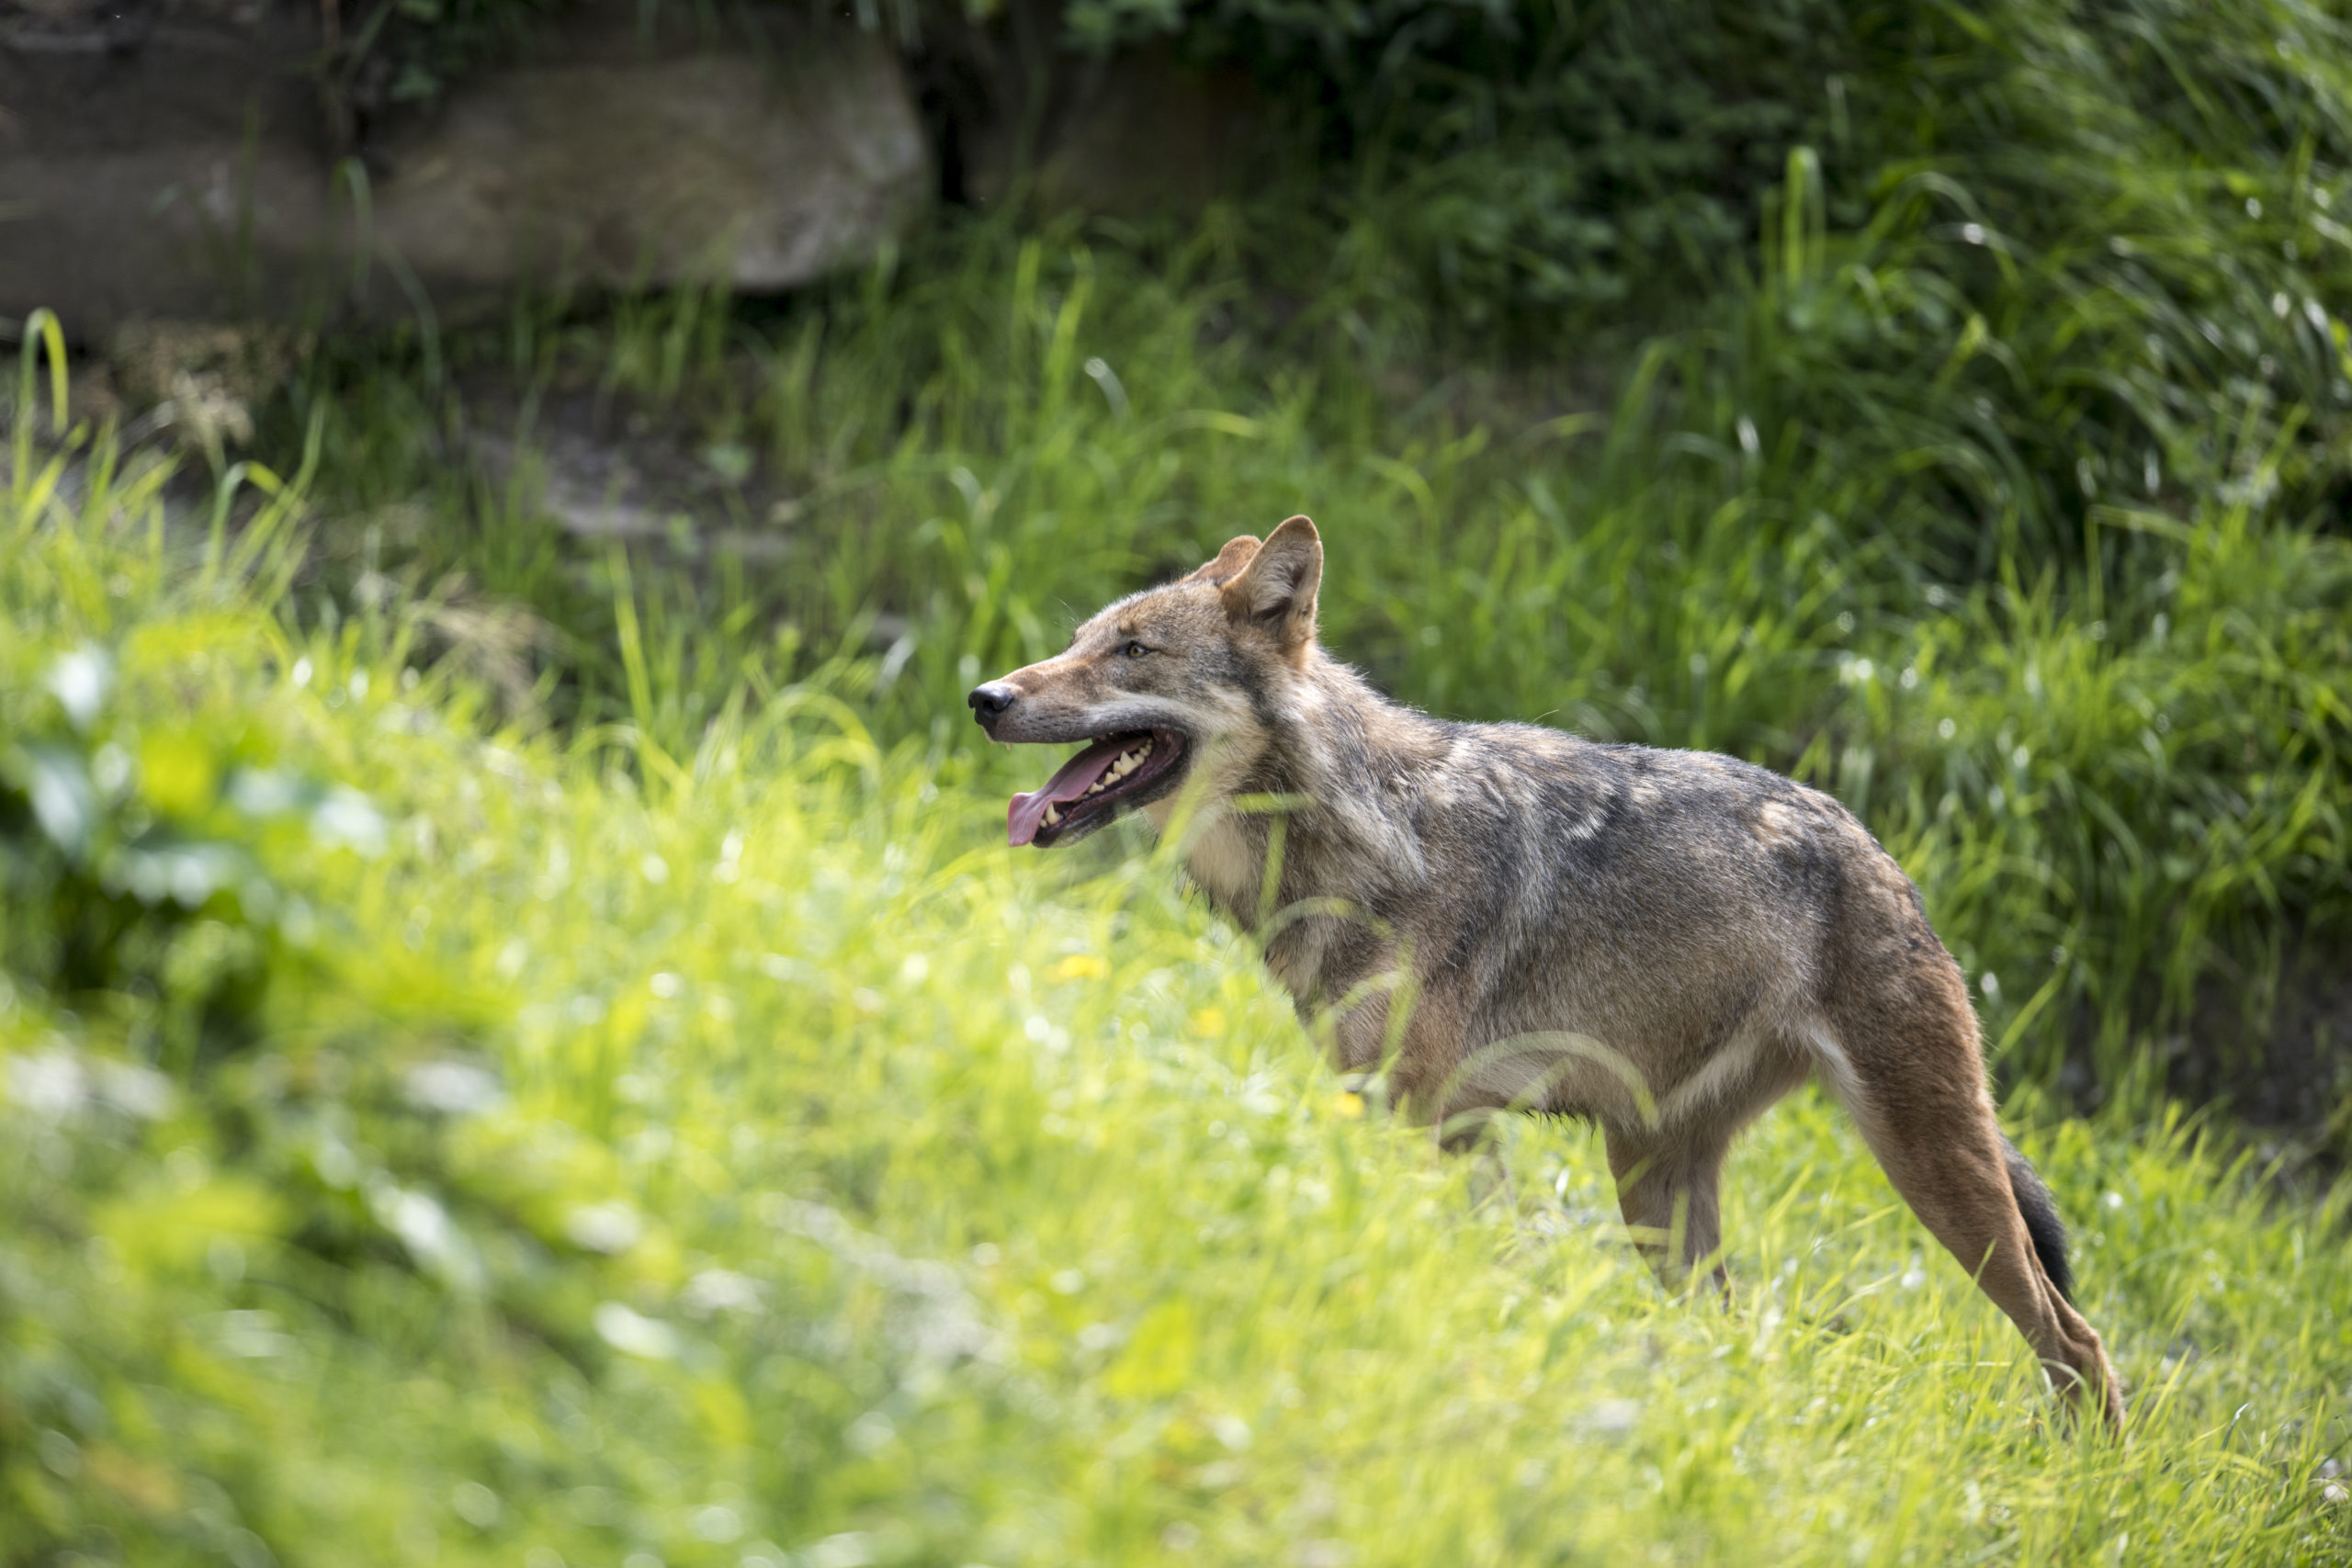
[1009,739,1129,846]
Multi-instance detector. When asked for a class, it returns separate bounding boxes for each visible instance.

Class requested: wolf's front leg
[1310,962,1484,1144]
[1603,1122,1734,1295]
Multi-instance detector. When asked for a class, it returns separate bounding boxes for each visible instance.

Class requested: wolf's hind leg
[1813,998,2124,1429]
[1603,1124,1732,1294]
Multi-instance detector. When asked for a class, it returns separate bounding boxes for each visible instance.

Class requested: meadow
[4,406,2350,1565]
[7,0,2352,1560]
[293,195,2352,1101]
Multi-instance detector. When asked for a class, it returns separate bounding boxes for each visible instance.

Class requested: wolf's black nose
[968,682,1017,725]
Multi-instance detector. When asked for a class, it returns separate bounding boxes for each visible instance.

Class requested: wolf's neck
[1181,654,1443,936]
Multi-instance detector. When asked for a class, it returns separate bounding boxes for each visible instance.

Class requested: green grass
[5,449,2351,1566]
[281,196,2352,1102]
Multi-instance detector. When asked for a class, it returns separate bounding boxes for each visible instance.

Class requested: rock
[364,8,929,302]
[0,4,337,338]
[0,1,929,343]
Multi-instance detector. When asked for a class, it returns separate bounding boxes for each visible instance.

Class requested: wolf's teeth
[1043,804,1062,826]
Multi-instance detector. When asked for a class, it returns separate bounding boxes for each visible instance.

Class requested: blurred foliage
[3,420,2350,1563]
[1170,0,2352,579]
[0,368,342,1078]
[0,404,1050,1565]
[336,0,2352,577]
[1068,0,1845,312]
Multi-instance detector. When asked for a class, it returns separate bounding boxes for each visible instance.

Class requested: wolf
[968,516,2123,1427]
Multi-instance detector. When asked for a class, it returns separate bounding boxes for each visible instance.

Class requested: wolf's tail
[2000,1134,2075,1303]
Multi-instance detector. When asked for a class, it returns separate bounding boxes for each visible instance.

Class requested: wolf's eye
[1124,641,1152,659]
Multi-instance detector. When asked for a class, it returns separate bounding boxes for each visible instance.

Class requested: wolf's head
[968,515,1323,847]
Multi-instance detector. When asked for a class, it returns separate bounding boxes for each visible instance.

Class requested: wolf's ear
[1221,515,1320,660]
[1182,535,1261,586]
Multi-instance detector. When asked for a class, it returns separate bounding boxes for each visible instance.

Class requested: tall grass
[274,179,2352,1114]
[5,415,2351,1566]
[8,0,2352,1555]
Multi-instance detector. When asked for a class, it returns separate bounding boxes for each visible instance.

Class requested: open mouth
[1008,728,1189,848]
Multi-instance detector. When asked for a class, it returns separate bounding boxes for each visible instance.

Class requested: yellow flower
[1189,1007,1227,1038]
[1047,953,1107,982]
[1332,1091,1365,1120]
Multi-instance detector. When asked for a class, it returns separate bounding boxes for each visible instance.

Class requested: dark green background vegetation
[300,0,2352,1115]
